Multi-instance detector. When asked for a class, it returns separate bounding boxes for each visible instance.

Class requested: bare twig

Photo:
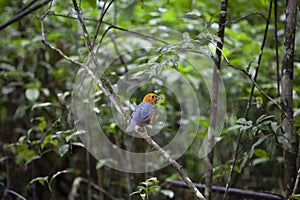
[274,0,280,96]
[72,0,92,50]
[245,0,273,119]
[220,55,291,124]
[47,13,169,44]
[40,19,125,119]
[293,168,300,195]
[16,0,39,14]
[168,180,284,200]
[0,0,52,31]
[71,0,124,109]
[137,128,205,200]
[69,177,119,200]
[91,0,115,47]
[224,11,268,26]
[3,189,27,200]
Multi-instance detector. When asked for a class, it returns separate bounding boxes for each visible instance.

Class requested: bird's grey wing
[136,102,154,125]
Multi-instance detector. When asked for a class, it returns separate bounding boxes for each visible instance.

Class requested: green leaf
[29,176,49,187]
[270,122,279,134]
[58,144,69,157]
[66,130,85,142]
[31,102,52,110]
[160,189,174,198]
[252,157,269,166]
[278,136,294,152]
[250,135,269,158]
[71,142,85,148]
[289,194,300,200]
[256,114,274,124]
[25,88,40,102]
[140,193,146,200]
[130,191,141,196]
[227,124,243,132]
[50,168,74,185]
[254,149,269,159]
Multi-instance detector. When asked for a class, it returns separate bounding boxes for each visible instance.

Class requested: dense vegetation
[0,0,299,199]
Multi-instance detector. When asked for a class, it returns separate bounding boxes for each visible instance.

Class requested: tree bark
[281,0,298,199]
[205,0,227,199]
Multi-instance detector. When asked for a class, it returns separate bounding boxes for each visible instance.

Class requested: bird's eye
[151,95,155,99]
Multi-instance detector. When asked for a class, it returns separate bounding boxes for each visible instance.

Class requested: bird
[125,93,162,132]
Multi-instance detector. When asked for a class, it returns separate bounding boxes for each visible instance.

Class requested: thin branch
[293,168,300,195]
[69,177,119,200]
[0,0,52,31]
[167,180,284,200]
[224,11,268,26]
[71,0,125,113]
[99,26,113,45]
[91,0,115,48]
[47,13,169,44]
[137,128,205,200]
[72,0,92,50]
[274,0,280,96]
[212,37,291,123]
[40,19,125,119]
[4,189,27,200]
[111,33,129,73]
[16,0,39,14]
[245,0,273,119]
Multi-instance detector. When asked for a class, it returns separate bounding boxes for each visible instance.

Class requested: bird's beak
[156,95,163,100]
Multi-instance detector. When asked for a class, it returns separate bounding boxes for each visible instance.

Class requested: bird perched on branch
[125,93,162,132]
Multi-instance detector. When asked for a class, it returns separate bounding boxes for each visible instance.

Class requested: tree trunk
[281,0,298,199]
[205,0,228,199]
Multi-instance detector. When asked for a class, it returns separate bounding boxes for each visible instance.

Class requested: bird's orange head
[142,93,162,105]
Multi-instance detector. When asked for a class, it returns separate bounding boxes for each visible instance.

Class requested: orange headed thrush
[125,93,162,132]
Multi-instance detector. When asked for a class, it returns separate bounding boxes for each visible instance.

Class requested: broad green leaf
[250,135,270,158]
[236,118,247,124]
[25,88,40,102]
[58,144,69,157]
[278,136,294,153]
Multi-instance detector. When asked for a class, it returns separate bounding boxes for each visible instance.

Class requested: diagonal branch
[40,19,125,119]
[137,128,205,200]
[0,0,52,31]
[244,0,273,119]
[72,0,92,50]
[91,0,115,48]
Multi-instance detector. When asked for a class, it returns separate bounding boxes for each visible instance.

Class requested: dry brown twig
[137,128,205,199]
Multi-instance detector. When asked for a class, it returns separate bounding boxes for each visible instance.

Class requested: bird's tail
[125,120,136,132]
